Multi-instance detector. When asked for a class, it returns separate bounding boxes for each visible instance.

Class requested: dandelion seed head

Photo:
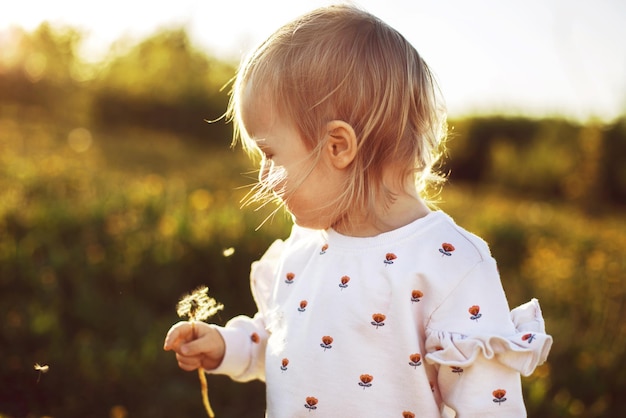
[176,286,224,321]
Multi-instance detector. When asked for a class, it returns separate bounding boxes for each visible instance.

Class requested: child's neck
[333,193,431,237]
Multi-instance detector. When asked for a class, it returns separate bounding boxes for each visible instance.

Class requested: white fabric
[210,211,553,417]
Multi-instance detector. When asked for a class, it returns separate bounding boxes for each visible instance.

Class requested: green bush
[446,116,626,208]
[0,118,288,417]
[2,113,625,417]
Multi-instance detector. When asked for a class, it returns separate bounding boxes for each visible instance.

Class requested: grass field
[1,113,625,417]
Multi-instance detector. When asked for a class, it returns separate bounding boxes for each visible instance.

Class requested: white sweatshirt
[211,211,552,417]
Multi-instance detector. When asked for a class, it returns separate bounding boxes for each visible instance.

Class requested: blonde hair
[227,4,447,224]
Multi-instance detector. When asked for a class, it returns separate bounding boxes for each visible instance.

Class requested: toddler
[164,4,552,417]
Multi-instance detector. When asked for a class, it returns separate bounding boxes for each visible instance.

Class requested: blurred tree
[92,28,235,142]
[0,22,86,84]
[601,116,626,205]
[445,117,540,183]
[0,23,92,125]
[97,28,230,101]
[561,122,605,213]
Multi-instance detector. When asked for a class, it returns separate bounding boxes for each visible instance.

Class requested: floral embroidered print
[409,353,422,368]
[384,252,397,265]
[320,335,333,351]
[411,290,423,302]
[469,305,482,321]
[358,374,374,389]
[492,389,507,405]
[304,396,318,411]
[371,313,386,328]
[285,272,295,284]
[298,300,308,312]
[439,242,455,256]
[339,275,350,290]
[281,358,289,371]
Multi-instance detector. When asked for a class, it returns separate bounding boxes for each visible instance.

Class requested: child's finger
[163,321,193,351]
[176,353,202,371]
[180,336,210,356]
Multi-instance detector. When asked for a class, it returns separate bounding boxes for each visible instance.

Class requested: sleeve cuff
[208,325,252,377]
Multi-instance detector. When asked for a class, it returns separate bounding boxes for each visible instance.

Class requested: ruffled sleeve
[425,298,553,377]
[421,254,552,417]
[208,237,285,382]
[250,238,285,316]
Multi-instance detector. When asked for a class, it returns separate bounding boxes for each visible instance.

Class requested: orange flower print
[320,335,333,351]
[451,366,464,375]
[469,305,482,321]
[358,374,373,389]
[492,389,507,405]
[304,396,318,411]
[281,358,289,371]
[402,412,415,418]
[522,333,536,343]
[411,289,423,303]
[371,313,386,329]
[251,332,260,343]
[439,242,455,256]
[384,252,397,265]
[409,353,422,368]
[298,300,308,312]
[339,275,350,290]
[285,272,295,284]
[320,244,328,255]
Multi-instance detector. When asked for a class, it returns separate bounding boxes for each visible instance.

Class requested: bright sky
[2,0,625,122]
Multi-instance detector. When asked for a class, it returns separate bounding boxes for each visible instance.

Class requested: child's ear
[325,120,357,169]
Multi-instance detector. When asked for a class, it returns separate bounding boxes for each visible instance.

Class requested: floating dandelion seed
[34,363,49,383]
[34,363,49,372]
[176,286,224,418]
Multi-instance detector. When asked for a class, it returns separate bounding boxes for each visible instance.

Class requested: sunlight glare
[24,52,46,82]
[67,128,93,153]
[189,189,213,211]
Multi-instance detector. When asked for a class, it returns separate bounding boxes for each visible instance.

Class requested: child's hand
[163,321,226,371]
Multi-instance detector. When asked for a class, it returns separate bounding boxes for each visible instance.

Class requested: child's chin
[292,216,329,231]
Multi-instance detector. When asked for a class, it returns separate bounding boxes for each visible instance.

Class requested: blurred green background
[1,23,625,418]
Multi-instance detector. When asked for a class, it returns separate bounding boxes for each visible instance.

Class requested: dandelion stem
[191,318,215,418]
[176,286,223,418]
[198,367,215,418]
